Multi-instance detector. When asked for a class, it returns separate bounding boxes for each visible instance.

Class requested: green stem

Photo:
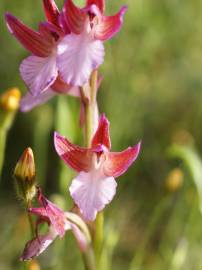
[0,111,16,179]
[84,70,98,147]
[26,199,35,237]
[0,129,6,178]
[82,248,96,270]
[82,70,104,269]
[93,211,104,265]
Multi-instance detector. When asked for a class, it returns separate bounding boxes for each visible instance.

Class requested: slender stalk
[93,211,104,265]
[84,70,98,147]
[20,183,35,237]
[26,199,35,237]
[82,248,96,270]
[81,70,104,269]
[0,111,16,178]
[0,129,6,178]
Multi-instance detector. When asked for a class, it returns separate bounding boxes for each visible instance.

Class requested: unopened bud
[165,168,184,192]
[0,88,21,111]
[14,148,36,201]
[28,260,40,270]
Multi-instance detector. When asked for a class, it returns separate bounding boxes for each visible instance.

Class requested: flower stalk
[82,249,96,270]
[93,211,104,266]
[0,88,21,178]
[82,70,104,268]
[83,70,98,147]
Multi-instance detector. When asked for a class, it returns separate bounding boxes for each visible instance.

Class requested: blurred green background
[1,0,202,269]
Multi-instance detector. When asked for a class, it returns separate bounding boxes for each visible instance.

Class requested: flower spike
[55,115,141,221]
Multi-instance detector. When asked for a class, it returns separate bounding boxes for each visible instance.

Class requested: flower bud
[14,148,36,201]
[165,168,184,192]
[28,260,40,270]
[0,88,21,111]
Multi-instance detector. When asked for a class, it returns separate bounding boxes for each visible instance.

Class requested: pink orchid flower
[54,114,141,221]
[5,0,78,112]
[57,0,127,86]
[21,187,89,260]
[5,0,127,112]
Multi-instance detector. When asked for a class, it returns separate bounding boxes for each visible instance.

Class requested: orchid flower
[20,187,90,260]
[54,114,141,221]
[57,0,127,86]
[5,0,127,112]
[5,0,78,112]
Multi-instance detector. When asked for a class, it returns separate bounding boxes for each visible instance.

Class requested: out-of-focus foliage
[1,0,202,269]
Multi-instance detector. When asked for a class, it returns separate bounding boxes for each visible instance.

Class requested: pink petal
[63,0,87,34]
[29,207,48,219]
[5,13,53,57]
[86,0,105,13]
[51,76,80,96]
[54,132,93,172]
[20,230,57,261]
[37,189,68,237]
[94,6,127,41]
[39,22,64,41]
[68,86,81,97]
[69,170,117,221]
[20,88,56,112]
[57,32,104,86]
[20,55,58,95]
[91,113,111,150]
[104,142,141,178]
[43,0,60,26]
[58,11,71,34]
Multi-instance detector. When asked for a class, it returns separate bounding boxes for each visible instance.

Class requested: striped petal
[39,22,64,41]
[104,142,141,178]
[94,6,127,41]
[20,54,58,95]
[42,0,59,26]
[63,0,87,34]
[58,11,71,34]
[91,113,111,150]
[5,13,53,57]
[54,132,93,172]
